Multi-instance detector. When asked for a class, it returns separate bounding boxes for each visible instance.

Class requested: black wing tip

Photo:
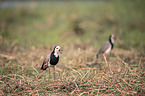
[40,66,48,70]
[40,66,46,70]
[40,67,47,70]
[40,63,48,70]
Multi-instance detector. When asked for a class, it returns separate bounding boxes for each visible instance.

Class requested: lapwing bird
[41,46,62,79]
[96,34,115,59]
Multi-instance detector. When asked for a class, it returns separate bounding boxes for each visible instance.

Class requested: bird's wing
[41,52,51,70]
[98,41,110,55]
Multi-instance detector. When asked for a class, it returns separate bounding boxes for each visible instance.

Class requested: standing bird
[41,46,62,79]
[96,34,115,59]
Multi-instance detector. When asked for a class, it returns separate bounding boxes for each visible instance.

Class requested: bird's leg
[102,77,105,87]
[103,54,113,74]
[110,53,112,61]
[103,54,108,64]
[53,66,55,81]
[48,64,50,80]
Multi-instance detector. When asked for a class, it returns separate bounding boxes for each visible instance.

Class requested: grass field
[0,0,145,95]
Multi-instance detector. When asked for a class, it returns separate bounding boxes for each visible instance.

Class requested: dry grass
[0,1,145,95]
[0,41,145,96]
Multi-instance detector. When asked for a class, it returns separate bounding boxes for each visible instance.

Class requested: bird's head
[111,34,115,39]
[109,34,115,43]
[53,46,63,54]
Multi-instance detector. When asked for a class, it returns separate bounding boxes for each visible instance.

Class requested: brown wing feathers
[41,53,51,70]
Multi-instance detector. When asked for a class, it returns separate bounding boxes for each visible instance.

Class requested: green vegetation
[0,0,145,95]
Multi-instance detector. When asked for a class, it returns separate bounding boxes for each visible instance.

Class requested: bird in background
[96,34,115,59]
[41,46,62,80]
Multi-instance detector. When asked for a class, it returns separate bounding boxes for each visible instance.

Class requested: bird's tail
[41,62,49,70]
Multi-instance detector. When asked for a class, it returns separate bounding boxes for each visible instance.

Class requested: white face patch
[111,35,114,44]
[54,46,60,57]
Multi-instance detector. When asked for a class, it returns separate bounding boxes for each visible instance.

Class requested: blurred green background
[0,0,145,52]
[0,1,145,95]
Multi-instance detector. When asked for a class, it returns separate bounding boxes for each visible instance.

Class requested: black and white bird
[96,34,115,58]
[41,46,62,79]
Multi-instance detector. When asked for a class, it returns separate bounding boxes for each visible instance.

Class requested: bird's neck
[109,37,114,49]
[109,37,114,44]
[53,50,59,57]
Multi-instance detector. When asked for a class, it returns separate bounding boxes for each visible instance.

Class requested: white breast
[105,45,111,54]
[54,53,59,57]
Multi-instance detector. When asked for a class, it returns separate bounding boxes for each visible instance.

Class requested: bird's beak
[59,49,63,54]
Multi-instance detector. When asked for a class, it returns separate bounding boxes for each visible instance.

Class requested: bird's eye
[56,48,58,49]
